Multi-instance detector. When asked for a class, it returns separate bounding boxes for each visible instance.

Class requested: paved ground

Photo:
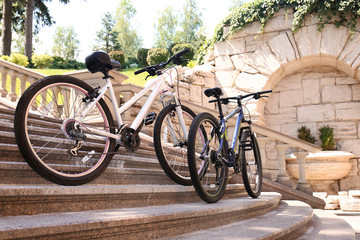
[327,210,360,240]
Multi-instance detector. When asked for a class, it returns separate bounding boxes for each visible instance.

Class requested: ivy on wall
[198,0,360,63]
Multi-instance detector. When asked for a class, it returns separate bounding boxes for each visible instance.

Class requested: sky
[36,0,234,61]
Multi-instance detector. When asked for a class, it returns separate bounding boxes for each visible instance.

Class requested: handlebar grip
[134,68,147,75]
[259,90,272,95]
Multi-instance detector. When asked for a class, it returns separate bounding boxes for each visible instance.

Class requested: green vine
[197,0,360,63]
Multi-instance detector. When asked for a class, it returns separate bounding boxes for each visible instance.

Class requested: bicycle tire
[14,75,116,185]
[187,112,228,203]
[154,104,196,185]
[240,130,262,198]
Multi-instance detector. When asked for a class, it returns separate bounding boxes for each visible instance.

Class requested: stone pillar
[7,70,18,101]
[275,143,292,186]
[121,91,134,123]
[294,150,312,194]
[0,67,8,97]
[257,136,269,177]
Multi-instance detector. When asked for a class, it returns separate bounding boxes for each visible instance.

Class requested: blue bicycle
[187,87,272,203]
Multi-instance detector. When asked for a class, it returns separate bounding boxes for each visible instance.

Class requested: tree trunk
[25,0,34,61]
[1,0,12,56]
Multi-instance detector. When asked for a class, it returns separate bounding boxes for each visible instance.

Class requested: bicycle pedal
[144,112,157,126]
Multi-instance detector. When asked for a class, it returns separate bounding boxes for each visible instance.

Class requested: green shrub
[109,51,125,67]
[123,57,139,68]
[32,54,54,69]
[297,125,316,144]
[137,48,149,67]
[146,48,169,66]
[172,43,194,66]
[319,125,335,150]
[50,56,85,69]
[1,53,29,67]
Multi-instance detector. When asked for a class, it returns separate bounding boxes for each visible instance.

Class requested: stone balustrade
[0,59,46,108]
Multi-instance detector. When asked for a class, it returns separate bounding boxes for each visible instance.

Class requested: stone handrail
[0,59,46,108]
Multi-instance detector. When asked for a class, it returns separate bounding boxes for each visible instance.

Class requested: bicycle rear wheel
[14,75,116,185]
[187,112,228,203]
[240,130,262,198]
[154,104,196,185]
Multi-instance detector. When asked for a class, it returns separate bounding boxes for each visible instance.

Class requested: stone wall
[193,8,360,191]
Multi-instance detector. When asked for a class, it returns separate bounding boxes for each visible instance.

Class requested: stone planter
[286,151,355,194]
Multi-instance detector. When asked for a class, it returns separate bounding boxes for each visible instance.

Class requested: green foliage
[0,53,29,67]
[123,57,139,68]
[93,12,121,53]
[319,125,335,150]
[137,48,149,67]
[172,43,194,66]
[146,48,169,65]
[32,54,54,69]
[52,26,80,60]
[109,51,125,66]
[199,0,360,63]
[114,0,143,59]
[154,6,179,49]
[297,125,316,144]
[50,56,85,70]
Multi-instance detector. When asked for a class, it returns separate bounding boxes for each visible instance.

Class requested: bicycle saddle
[85,51,121,74]
[204,87,223,98]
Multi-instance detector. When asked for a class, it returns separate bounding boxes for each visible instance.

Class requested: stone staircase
[0,107,356,239]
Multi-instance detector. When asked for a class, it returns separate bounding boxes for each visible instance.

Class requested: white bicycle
[14,49,198,185]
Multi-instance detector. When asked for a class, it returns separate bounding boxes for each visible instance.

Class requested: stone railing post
[294,150,312,194]
[275,143,292,186]
[256,136,269,170]
[0,67,8,97]
[7,70,18,101]
[121,91,134,123]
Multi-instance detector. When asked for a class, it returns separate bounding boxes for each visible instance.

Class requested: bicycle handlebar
[209,90,272,104]
[134,48,190,76]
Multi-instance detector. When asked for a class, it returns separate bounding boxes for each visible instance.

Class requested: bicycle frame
[79,68,187,141]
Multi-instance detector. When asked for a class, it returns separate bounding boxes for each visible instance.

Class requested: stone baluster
[121,91,134,123]
[18,74,28,96]
[7,70,18,101]
[275,143,292,186]
[294,150,312,194]
[256,136,269,172]
[0,67,8,97]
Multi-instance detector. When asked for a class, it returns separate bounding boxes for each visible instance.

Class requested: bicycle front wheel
[154,104,196,186]
[187,112,228,203]
[240,130,262,198]
[14,75,116,185]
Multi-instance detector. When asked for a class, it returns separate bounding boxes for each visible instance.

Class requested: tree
[52,26,79,60]
[177,0,205,47]
[1,0,12,55]
[154,6,179,49]
[93,12,121,53]
[114,0,142,59]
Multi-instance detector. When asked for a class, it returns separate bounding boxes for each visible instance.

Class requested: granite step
[0,184,247,217]
[0,192,281,239]
[166,200,313,240]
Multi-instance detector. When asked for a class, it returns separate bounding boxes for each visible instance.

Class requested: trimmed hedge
[32,54,54,69]
[137,48,149,67]
[146,48,169,65]
[0,53,29,67]
[109,51,125,67]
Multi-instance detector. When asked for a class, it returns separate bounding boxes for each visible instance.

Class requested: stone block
[325,203,340,210]
[336,76,358,85]
[215,71,239,88]
[313,192,327,199]
[263,12,293,33]
[247,44,282,76]
[297,104,335,123]
[213,37,246,56]
[320,24,349,58]
[322,85,352,103]
[266,112,297,126]
[274,73,302,91]
[340,199,360,211]
[325,195,340,204]
[320,77,336,86]
[241,64,258,74]
[234,72,268,92]
[264,92,280,115]
[267,32,297,64]
[338,139,360,156]
[335,102,360,120]
[215,55,235,71]
[319,121,357,140]
[189,85,202,103]
[245,32,280,53]
[349,190,360,199]
[230,54,247,70]
[351,84,360,101]
[339,32,360,65]
[279,89,303,107]
[302,79,320,105]
[294,25,321,57]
